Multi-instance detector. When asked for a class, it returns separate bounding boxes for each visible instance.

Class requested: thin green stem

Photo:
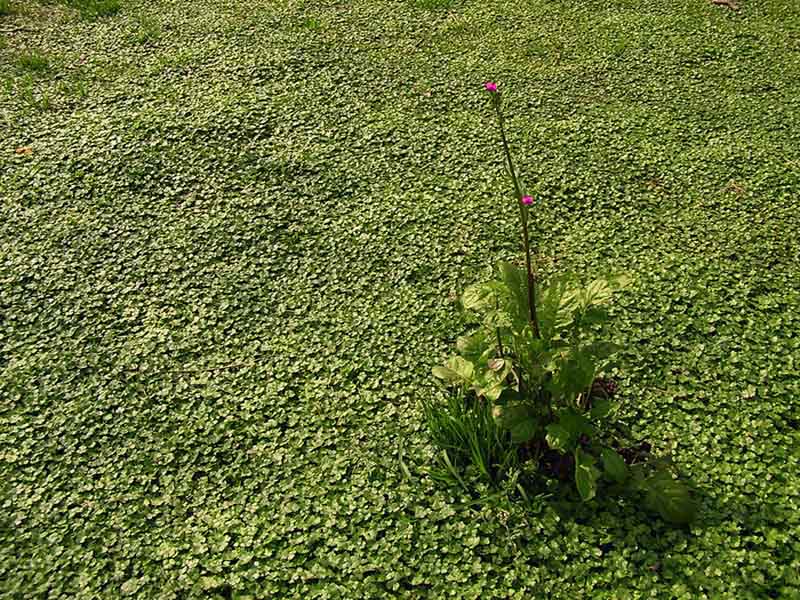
[493,96,541,339]
[495,299,504,357]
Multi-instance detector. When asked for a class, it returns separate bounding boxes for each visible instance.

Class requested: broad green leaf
[545,423,572,452]
[431,366,462,382]
[455,331,490,364]
[538,274,580,338]
[432,356,474,383]
[462,282,504,312]
[580,278,614,309]
[483,309,512,329]
[559,408,592,436]
[600,448,628,483]
[546,409,593,452]
[574,448,600,501]
[479,379,506,402]
[609,273,633,290]
[585,341,621,360]
[557,288,581,321]
[498,261,529,330]
[578,273,631,311]
[627,463,648,486]
[447,356,474,378]
[549,351,596,402]
[589,398,612,419]
[643,471,696,525]
[581,306,609,325]
[502,403,539,443]
[477,358,514,401]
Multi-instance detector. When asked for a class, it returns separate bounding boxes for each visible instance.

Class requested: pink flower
[484,81,498,92]
[522,195,533,205]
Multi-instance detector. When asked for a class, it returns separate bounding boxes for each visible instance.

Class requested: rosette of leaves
[428,262,696,524]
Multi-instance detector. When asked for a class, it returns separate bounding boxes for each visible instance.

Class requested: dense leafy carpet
[1,0,799,597]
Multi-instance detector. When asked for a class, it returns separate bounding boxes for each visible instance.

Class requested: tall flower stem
[491,93,541,339]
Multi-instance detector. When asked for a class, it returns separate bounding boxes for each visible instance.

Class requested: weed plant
[426,83,696,524]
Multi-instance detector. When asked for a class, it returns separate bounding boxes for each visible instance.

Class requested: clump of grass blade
[423,390,517,488]
[16,52,50,73]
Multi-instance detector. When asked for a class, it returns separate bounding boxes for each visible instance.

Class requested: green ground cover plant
[1,0,799,598]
